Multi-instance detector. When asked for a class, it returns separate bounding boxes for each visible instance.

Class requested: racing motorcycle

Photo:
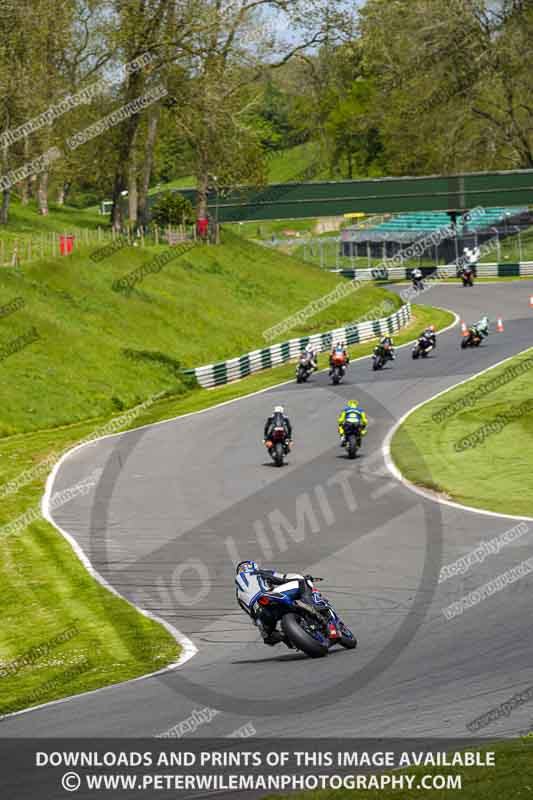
[411,271,424,292]
[265,426,290,467]
[372,342,392,370]
[343,417,363,459]
[253,575,357,658]
[296,353,313,383]
[412,334,433,359]
[461,267,474,287]
[330,352,347,385]
[461,327,482,349]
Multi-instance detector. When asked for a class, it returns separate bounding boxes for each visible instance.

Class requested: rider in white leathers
[235,561,330,645]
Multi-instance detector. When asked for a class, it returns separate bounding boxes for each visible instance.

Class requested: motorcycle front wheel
[337,621,357,649]
[281,613,329,658]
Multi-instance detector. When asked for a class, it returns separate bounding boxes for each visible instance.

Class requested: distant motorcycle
[265,426,290,466]
[372,342,392,370]
[296,353,313,383]
[461,327,482,349]
[462,268,474,287]
[412,272,424,292]
[330,352,347,385]
[412,334,434,359]
[252,575,357,658]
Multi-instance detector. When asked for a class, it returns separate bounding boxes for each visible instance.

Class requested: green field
[0,196,103,239]
[391,348,533,516]
[229,217,322,241]
[0,196,109,269]
[148,141,327,197]
[266,740,533,800]
[482,226,533,263]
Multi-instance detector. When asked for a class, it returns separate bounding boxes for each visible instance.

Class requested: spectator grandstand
[341,206,532,263]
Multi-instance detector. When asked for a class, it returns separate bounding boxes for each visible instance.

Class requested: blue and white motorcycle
[253,575,357,659]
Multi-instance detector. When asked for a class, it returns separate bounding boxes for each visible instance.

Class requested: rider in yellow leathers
[337,400,368,447]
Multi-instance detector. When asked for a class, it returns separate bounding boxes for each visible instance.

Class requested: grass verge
[265,739,533,800]
[391,347,533,516]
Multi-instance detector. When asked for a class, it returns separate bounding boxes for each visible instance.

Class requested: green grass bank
[391,348,533,517]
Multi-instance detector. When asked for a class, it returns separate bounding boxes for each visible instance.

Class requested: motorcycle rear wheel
[282,613,329,658]
[347,434,358,459]
[296,366,307,383]
[273,442,284,467]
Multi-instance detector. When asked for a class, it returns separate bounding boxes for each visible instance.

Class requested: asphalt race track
[3,282,533,742]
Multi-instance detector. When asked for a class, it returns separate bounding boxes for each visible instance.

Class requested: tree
[0,0,34,223]
[359,0,533,173]
[171,0,351,220]
[105,0,205,231]
[325,80,384,178]
[0,0,112,221]
[28,0,77,214]
[151,190,193,226]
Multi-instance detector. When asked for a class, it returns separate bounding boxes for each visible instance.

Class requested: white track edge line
[0,475,199,722]
[2,304,453,722]
[383,342,533,522]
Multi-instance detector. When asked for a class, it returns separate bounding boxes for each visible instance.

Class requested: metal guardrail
[330,261,533,281]
[184,304,412,388]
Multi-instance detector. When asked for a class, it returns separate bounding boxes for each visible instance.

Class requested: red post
[59,234,75,255]
[196,217,208,240]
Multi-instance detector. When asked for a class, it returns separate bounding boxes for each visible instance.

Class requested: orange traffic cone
[529,296,533,309]
[496,316,504,332]
[461,320,468,336]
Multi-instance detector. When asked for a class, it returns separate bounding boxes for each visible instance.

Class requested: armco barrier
[332,261,533,281]
[184,303,411,388]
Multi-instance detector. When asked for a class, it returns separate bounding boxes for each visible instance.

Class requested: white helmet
[274,405,284,414]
